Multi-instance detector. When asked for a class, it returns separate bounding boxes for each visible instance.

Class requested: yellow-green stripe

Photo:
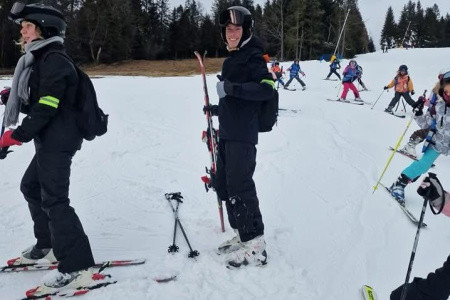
[39,96,59,109]
[261,79,276,89]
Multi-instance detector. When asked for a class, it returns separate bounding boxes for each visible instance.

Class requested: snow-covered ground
[1,47,450,300]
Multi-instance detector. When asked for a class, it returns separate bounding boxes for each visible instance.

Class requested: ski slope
[1,47,450,300]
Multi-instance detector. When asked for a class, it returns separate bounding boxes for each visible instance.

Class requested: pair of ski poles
[165,192,199,259]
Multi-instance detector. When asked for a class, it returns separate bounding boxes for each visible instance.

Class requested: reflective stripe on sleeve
[261,79,276,89]
[38,96,59,109]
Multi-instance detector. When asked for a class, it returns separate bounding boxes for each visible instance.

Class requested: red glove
[0,130,22,148]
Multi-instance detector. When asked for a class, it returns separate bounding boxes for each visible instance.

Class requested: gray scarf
[3,36,64,127]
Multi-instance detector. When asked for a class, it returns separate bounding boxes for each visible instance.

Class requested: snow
[1,47,450,300]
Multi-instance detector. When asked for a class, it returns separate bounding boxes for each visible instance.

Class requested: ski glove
[417,173,445,208]
[0,87,10,105]
[413,96,425,116]
[203,104,219,117]
[383,86,389,90]
[0,130,22,148]
[411,90,415,95]
[216,81,227,99]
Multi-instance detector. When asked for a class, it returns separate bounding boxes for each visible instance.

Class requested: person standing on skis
[388,69,450,206]
[338,60,362,102]
[284,59,306,90]
[384,65,416,114]
[204,6,274,269]
[399,70,448,157]
[271,61,286,88]
[0,2,95,297]
[357,65,368,91]
[325,57,341,80]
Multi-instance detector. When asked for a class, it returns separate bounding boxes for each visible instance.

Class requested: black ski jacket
[391,254,450,300]
[12,42,83,151]
[218,36,274,145]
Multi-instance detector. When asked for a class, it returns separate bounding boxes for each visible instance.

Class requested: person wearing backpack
[356,65,368,91]
[0,2,95,296]
[384,65,416,114]
[203,6,274,269]
[284,59,306,90]
[388,69,450,206]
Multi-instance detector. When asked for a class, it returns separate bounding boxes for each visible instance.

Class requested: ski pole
[336,83,342,97]
[334,82,340,88]
[373,90,427,193]
[165,193,200,259]
[371,90,386,110]
[400,197,428,300]
[168,198,180,253]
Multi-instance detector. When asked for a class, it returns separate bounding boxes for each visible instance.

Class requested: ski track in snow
[2,48,450,299]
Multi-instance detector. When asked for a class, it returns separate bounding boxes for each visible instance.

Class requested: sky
[1,46,450,299]
[169,0,450,49]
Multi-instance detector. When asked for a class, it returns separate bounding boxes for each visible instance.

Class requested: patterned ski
[361,285,378,300]
[1,258,146,273]
[380,183,427,228]
[389,147,435,168]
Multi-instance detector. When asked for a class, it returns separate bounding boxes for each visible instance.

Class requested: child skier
[390,173,450,300]
[271,61,286,88]
[400,69,448,157]
[384,65,416,114]
[388,69,450,206]
[325,57,341,80]
[338,60,362,102]
[284,59,306,90]
[357,65,368,91]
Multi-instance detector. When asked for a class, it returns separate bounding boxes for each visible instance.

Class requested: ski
[385,111,406,118]
[323,78,338,81]
[279,108,300,113]
[326,98,364,105]
[361,285,378,300]
[282,87,296,91]
[1,258,146,273]
[389,147,435,168]
[379,183,427,228]
[19,273,117,300]
[194,50,225,232]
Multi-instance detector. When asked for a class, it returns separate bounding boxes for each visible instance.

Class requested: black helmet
[399,65,408,72]
[9,2,66,38]
[219,6,253,48]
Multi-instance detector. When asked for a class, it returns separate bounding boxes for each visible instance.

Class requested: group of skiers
[1,2,450,300]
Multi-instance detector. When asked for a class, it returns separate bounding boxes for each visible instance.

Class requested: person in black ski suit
[325,57,341,80]
[0,2,95,296]
[204,6,274,268]
[391,173,450,300]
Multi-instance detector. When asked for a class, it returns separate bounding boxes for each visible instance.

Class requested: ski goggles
[219,9,247,27]
[9,2,26,22]
[443,71,450,83]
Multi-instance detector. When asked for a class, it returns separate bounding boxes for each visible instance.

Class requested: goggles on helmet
[219,9,247,27]
[9,2,26,22]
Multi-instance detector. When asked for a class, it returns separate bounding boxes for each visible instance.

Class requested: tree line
[0,0,447,68]
[381,0,450,49]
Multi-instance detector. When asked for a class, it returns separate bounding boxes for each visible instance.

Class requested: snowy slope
[1,48,450,300]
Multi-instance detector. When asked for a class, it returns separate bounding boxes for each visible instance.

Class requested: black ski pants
[285,75,305,88]
[388,92,415,109]
[326,69,341,80]
[20,150,95,273]
[215,140,264,242]
[390,254,450,300]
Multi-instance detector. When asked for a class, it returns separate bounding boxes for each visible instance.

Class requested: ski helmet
[349,59,357,67]
[399,65,408,72]
[440,69,450,103]
[219,6,253,48]
[9,2,66,38]
[438,68,450,80]
[294,58,299,63]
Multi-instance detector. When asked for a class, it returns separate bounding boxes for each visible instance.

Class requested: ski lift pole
[333,9,351,57]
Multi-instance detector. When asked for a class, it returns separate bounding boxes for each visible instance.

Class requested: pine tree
[380,6,397,49]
